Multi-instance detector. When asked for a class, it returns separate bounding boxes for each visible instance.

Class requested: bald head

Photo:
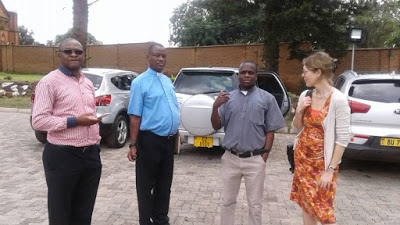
[59,38,82,50]
[239,60,257,72]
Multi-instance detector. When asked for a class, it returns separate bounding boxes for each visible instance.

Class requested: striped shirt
[32,67,101,147]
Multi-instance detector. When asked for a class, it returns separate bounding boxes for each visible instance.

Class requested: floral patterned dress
[290,93,338,224]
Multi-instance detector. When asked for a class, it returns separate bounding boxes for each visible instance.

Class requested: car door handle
[395,109,400,115]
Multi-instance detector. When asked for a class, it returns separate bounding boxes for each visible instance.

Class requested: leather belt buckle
[167,134,175,140]
[228,149,266,158]
[233,151,251,158]
[82,146,90,152]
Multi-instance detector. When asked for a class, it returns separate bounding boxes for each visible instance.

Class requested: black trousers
[136,131,175,225]
[43,143,102,225]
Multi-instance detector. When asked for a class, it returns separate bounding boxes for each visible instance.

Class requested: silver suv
[173,67,290,152]
[334,70,400,161]
[31,68,139,148]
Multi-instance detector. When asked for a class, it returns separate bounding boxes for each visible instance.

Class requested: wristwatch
[129,142,137,148]
[263,148,271,152]
[328,165,336,171]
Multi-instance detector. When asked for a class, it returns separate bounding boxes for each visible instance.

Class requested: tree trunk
[262,1,279,72]
[72,0,88,67]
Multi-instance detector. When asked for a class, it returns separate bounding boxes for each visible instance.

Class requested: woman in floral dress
[290,52,350,225]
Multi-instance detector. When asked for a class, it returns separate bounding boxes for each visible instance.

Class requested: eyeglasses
[302,68,316,74]
[59,49,84,55]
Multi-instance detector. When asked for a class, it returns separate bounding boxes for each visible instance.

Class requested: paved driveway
[0,111,399,225]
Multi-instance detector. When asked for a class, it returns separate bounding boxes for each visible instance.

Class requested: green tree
[18,26,36,45]
[46,40,54,46]
[260,0,352,70]
[170,0,353,71]
[170,0,400,71]
[50,28,102,47]
[170,0,264,46]
[351,0,400,48]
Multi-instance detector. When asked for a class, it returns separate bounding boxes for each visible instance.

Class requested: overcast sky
[2,0,186,47]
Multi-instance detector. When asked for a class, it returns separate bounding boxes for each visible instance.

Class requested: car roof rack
[344,70,359,78]
[349,71,399,77]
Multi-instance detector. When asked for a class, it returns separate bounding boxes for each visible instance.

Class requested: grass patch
[0,96,31,109]
[0,72,44,82]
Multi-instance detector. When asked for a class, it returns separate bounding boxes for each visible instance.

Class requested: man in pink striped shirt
[32,38,102,225]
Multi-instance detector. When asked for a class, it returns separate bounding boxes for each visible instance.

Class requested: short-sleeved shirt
[128,68,180,136]
[219,86,286,152]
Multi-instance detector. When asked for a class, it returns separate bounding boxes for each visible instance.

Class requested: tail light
[31,93,35,103]
[96,95,111,106]
[350,134,370,142]
[348,100,370,114]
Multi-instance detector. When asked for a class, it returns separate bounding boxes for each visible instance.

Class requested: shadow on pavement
[340,157,400,175]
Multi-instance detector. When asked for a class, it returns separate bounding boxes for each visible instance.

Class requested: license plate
[194,136,213,147]
[380,138,400,147]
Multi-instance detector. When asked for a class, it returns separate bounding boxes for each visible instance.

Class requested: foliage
[350,0,400,48]
[260,0,353,70]
[170,0,400,72]
[18,26,37,45]
[170,0,264,46]
[170,0,353,71]
[46,28,102,47]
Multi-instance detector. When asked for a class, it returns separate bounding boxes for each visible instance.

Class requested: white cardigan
[292,88,350,170]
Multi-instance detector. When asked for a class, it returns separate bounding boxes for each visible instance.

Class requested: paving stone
[0,111,400,224]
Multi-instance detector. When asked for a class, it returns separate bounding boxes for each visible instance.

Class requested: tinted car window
[111,74,134,90]
[334,77,345,90]
[257,74,284,107]
[258,74,282,93]
[349,79,400,103]
[174,71,238,95]
[85,73,103,90]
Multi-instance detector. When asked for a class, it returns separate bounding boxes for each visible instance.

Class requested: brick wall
[0,45,58,74]
[87,43,264,76]
[1,43,399,94]
[278,43,400,94]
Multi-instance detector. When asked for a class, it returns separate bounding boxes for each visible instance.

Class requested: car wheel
[35,130,47,144]
[106,115,129,148]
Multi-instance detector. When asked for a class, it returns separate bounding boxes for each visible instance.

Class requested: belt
[227,149,268,158]
[74,145,96,152]
[48,143,97,152]
[141,130,175,140]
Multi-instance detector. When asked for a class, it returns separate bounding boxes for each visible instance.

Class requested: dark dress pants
[136,131,175,225]
[43,143,102,225]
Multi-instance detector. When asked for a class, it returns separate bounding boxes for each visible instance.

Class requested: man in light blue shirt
[127,43,180,225]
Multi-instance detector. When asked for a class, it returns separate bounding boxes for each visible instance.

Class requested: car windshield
[349,79,400,103]
[174,71,237,95]
[84,73,103,90]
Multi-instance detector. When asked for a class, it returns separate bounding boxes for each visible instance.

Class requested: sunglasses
[59,49,84,55]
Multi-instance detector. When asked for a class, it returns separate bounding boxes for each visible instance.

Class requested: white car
[334,70,400,161]
[31,68,139,148]
[173,67,290,152]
